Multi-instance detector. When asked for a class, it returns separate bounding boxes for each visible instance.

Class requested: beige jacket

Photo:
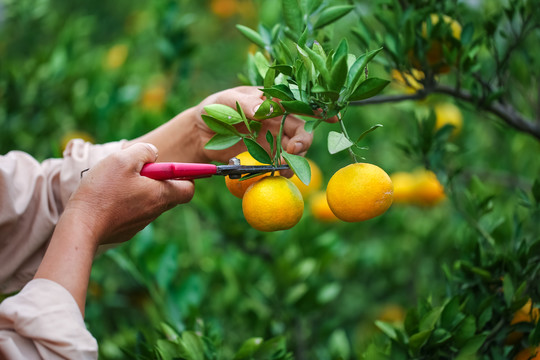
[0,139,124,359]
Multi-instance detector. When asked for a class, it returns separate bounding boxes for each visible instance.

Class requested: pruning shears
[140,158,289,180]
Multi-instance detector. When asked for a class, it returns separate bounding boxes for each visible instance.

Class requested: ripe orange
[289,159,323,198]
[104,44,129,70]
[242,176,304,232]
[506,299,540,345]
[309,190,339,223]
[326,163,393,222]
[515,347,540,360]
[413,169,446,206]
[390,172,418,204]
[210,0,238,18]
[391,69,425,94]
[225,151,276,199]
[377,304,406,324]
[434,102,463,137]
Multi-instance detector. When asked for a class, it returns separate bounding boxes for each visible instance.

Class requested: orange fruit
[309,190,339,223]
[506,299,540,345]
[390,172,418,204]
[289,159,323,198]
[326,163,393,222]
[515,347,540,360]
[412,169,446,206]
[242,176,304,232]
[391,69,425,94]
[210,0,238,18]
[434,102,463,137]
[225,151,275,199]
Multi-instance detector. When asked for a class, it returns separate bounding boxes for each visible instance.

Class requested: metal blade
[216,164,290,178]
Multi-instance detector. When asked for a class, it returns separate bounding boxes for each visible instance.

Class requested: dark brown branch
[351,85,540,141]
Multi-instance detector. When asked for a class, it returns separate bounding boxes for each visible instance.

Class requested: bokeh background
[1,0,540,358]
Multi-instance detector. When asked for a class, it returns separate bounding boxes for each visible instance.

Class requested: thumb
[120,142,159,171]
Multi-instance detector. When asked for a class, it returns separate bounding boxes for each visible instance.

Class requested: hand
[193,86,335,163]
[126,86,337,164]
[65,142,195,245]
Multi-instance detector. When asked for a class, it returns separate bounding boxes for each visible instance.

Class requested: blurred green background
[2,0,540,359]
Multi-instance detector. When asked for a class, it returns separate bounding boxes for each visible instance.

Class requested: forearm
[34,208,99,316]
[125,107,207,163]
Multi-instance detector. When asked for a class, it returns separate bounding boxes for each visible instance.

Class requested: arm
[35,143,195,314]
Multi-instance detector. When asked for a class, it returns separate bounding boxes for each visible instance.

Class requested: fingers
[282,115,313,155]
[161,179,195,208]
[120,142,159,171]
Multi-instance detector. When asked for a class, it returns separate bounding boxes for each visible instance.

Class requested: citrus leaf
[281,100,314,116]
[282,152,310,186]
[314,5,355,29]
[282,0,303,34]
[233,338,264,360]
[236,25,266,49]
[202,115,242,136]
[302,45,331,85]
[374,321,398,340]
[330,54,348,92]
[408,330,432,353]
[244,138,272,164]
[356,124,383,143]
[348,78,390,101]
[260,85,295,101]
[178,332,205,360]
[204,134,242,150]
[266,130,275,156]
[328,131,354,154]
[346,47,383,93]
[333,38,349,63]
[270,64,293,76]
[254,99,284,119]
[204,104,243,124]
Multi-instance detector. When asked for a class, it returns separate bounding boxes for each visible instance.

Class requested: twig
[351,85,540,141]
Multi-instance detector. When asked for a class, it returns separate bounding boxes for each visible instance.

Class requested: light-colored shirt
[0,139,124,359]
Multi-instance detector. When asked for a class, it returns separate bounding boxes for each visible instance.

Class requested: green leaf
[204,134,242,150]
[456,334,487,357]
[178,331,205,360]
[270,64,293,76]
[503,275,515,306]
[253,51,270,79]
[296,44,314,80]
[461,23,474,46]
[356,124,383,143]
[328,131,354,154]
[260,85,295,101]
[202,115,242,136]
[346,47,383,92]
[440,297,462,330]
[266,130,275,156]
[263,62,276,89]
[408,330,432,353]
[419,306,443,332]
[282,0,304,35]
[281,100,314,115]
[330,54,348,92]
[314,5,355,29]
[317,282,341,304]
[254,336,288,358]
[375,321,398,340]
[236,25,266,49]
[348,78,390,101]
[303,45,331,85]
[282,152,310,186]
[204,104,243,124]
[244,138,272,164]
[333,38,349,63]
[254,99,284,119]
[233,338,264,360]
[285,283,308,304]
[454,316,477,347]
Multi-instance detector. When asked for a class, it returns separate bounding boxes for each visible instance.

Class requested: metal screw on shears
[228,157,242,179]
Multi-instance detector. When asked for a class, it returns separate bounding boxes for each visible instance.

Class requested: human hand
[193,86,338,163]
[64,142,195,245]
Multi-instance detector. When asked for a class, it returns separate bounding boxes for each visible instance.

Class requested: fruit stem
[337,112,358,163]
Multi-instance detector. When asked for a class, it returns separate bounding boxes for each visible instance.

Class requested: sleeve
[0,140,126,294]
[0,278,98,360]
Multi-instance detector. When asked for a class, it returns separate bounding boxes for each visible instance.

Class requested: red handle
[140,163,218,180]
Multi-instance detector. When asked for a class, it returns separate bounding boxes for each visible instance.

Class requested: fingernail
[147,143,159,159]
[253,104,261,114]
[293,142,303,154]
